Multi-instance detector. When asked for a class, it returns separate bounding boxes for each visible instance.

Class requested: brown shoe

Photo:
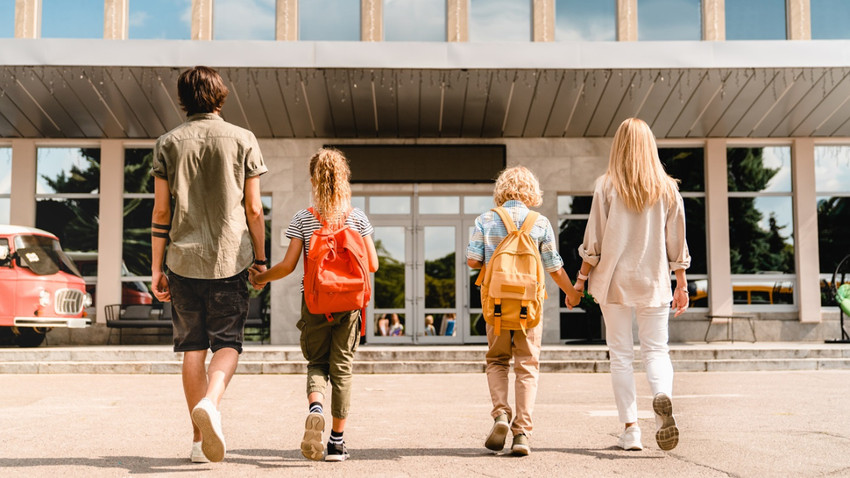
[511,433,530,456]
[484,414,509,451]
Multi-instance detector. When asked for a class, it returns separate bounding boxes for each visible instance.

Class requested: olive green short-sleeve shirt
[152,113,268,279]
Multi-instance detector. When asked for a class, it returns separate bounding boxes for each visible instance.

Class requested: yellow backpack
[475,207,547,336]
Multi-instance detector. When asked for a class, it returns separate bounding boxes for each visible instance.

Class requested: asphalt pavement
[0,370,848,477]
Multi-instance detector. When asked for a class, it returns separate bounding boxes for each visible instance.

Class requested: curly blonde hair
[607,118,679,213]
[309,148,351,224]
[492,166,543,207]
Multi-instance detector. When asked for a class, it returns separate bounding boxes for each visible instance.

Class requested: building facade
[1,0,849,345]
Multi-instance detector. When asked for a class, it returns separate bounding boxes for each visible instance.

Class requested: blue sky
[555,0,616,41]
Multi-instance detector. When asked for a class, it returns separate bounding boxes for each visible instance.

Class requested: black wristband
[254,259,268,266]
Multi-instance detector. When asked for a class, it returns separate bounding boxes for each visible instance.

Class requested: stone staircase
[1,343,849,374]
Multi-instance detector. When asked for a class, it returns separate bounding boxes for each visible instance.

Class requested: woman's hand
[672,288,689,317]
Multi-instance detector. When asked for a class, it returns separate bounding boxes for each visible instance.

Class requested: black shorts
[168,270,250,354]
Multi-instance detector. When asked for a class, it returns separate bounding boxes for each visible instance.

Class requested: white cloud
[469,0,532,42]
[129,11,150,28]
[214,0,276,40]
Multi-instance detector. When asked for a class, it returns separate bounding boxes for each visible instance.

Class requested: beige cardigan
[578,176,691,307]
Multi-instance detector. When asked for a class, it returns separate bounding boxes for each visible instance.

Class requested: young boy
[466,166,582,456]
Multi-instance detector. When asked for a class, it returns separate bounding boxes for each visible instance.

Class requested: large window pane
[682,197,707,275]
[470,0,531,42]
[373,226,406,309]
[42,0,104,39]
[727,147,792,193]
[419,196,459,214]
[0,1,13,38]
[732,278,794,305]
[814,146,850,193]
[385,0,446,41]
[812,0,850,39]
[129,0,192,40]
[728,197,794,274]
[558,218,587,276]
[423,226,455,308]
[370,196,411,214]
[124,148,155,194]
[726,0,787,40]
[214,0,275,40]
[557,195,592,215]
[815,145,850,307]
[37,148,101,195]
[639,0,701,41]
[123,198,154,277]
[36,198,100,256]
[300,0,360,41]
[555,0,615,41]
[659,147,705,192]
[464,196,493,214]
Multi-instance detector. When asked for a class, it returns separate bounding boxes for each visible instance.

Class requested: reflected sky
[731,196,794,246]
[812,0,850,39]
[42,0,103,39]
[469,0,531,42]
[300,0,359,41]
[129,0,191,40]
[425,226,455,261]
[728,147,792,193]
[419,196,459,214]
[639,0,701,41]
[385,0,445,41]
[0,1,13,38]
[814,146,850,192]
[373,226,405,262]
[37,148,99,194]
[214,0,275,40]
[371,196,411,214]
[726,0,786,40]
[555,0,615,41]
[0,148,10,194]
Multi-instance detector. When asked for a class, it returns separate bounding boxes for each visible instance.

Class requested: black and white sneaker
[325,440,350,462]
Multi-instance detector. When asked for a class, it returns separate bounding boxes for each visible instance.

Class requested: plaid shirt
[466,200,563,273]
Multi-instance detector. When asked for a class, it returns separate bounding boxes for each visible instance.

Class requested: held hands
[672,288,689,317]
[248,264,267,290]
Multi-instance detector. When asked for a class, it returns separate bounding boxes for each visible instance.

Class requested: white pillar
[14,0,40,39]
[10,140,36,227]
[702,0,725,41]
[96,141,124,324]
[532,0,554,42]
[275,0,297,41]
[103,0,129,40]
[191,0,213,40]
[787,0,811,40]
[705,139,733,315]
[792,138,821,322]
[447,0,468,42]
[617,0,637,41]
[361,0,382,41]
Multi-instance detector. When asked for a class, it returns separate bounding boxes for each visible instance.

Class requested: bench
[105,297,270,345]
[704,314,757,343]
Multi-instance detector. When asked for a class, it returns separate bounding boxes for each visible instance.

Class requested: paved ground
[1,370,848,477]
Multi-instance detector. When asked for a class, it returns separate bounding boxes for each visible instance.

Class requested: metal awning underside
[3,40,850,139]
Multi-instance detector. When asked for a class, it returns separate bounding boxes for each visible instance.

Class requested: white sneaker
[191,398,226,462]
[190,441,209,463]
[653,393,679,451]
[617,425,643,451]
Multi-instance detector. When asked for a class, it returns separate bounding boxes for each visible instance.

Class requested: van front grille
[54,289,84,315]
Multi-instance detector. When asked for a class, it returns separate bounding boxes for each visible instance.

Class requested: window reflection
[815,145,850,306]
[812,0,850,39]
[300,0,360,41]
[470,0,532,42]
[424,226,455,308]
[129,0,192,39]
[732,279,794,305]
[638,0,701,41]
[385,0,446,41]
[419,196,459,214]
[0,147,10,224]
[214,0,275,40]
[371,196,411,214]
[41,0,104,39]
[726,0,787,40]
[557,195,592,215]
[373,227,406,309]
[464,196,494,214]
[37,148,101,195]
[555,0,615,41]
[727,147,792,193]
[728,197,794,274]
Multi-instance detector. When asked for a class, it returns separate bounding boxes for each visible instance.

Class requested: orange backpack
[303,208,372,330]
[475,207,547,336]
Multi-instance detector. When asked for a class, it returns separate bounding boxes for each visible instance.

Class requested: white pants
[600,304,674,424]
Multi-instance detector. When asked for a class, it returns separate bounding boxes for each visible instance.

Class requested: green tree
[373,239,405,309]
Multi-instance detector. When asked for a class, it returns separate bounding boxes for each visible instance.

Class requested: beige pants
[485,323,542,436]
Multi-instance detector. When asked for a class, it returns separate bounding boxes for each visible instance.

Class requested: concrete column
[191,0,213,40]
[95,141,124,325]
[702,0,725,41]
[617,0,637,41]
[361,0,382,41]
[792,138,821,323]
[275,0,297,41]
[532,0,555,42]
[103,0,128,40]
[705,139,733,316]
[14,0,40,38]
[9,140,36,227]
[787,0,811,40]
[447,0,468,42]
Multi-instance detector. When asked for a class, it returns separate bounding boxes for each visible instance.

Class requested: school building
[1,0,849,346]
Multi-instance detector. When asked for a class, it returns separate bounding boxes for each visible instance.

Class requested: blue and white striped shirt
[466,200,563,273]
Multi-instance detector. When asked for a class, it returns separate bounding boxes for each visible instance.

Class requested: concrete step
[0,343,849,374]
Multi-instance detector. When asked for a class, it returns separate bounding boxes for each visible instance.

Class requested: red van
[0,225,91,347]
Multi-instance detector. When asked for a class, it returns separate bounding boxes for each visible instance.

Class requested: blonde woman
[575,118,690,452]
[467,166,582,456]
[250,148,378,462]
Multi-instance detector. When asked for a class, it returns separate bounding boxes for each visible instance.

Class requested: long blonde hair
[493,166,543,207]
[309,148,351,224]
[606,118,678,212]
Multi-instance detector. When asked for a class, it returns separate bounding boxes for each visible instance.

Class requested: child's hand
[566,291,581,310]
[248,267,266,290]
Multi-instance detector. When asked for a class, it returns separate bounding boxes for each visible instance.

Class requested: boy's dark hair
[177,66,228,115]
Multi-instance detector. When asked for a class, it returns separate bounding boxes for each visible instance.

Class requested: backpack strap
[519,211,539,234]
[492,207,517,234]
[493,298,502,336]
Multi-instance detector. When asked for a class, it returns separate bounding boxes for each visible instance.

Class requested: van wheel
[14,327,46,347]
